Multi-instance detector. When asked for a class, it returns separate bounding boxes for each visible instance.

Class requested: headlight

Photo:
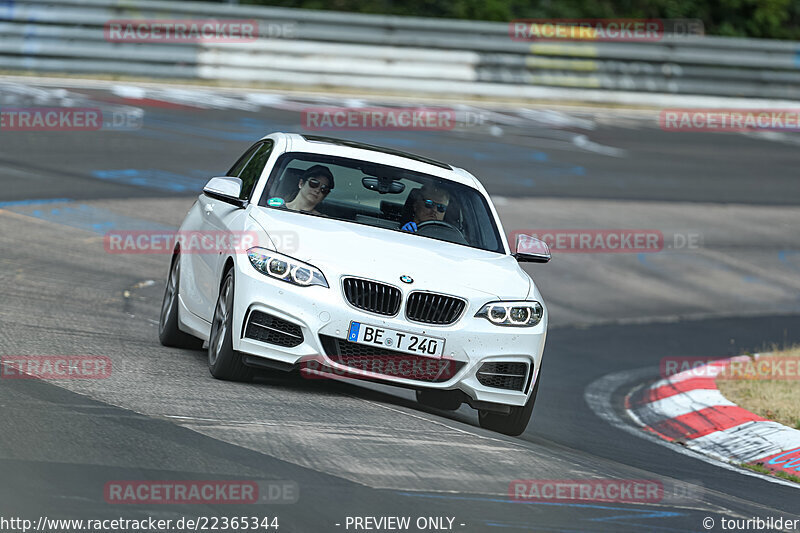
[475,301,543,327]
[247,248,328,288]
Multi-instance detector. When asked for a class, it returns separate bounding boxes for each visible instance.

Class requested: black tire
[208,269,253,382]
[416,389,462,411]
[478,367,542,436]
[159,255,203,349]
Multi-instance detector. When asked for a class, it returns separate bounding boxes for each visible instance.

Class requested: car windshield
[258,152,505,254]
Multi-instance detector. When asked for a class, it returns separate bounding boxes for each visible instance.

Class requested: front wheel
[208,269,253,382]
[478,367,542,436]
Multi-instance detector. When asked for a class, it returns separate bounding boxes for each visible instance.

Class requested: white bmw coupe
[159,133,551,435]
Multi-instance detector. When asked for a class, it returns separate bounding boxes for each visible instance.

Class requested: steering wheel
[417,220,459,232]
[415,220,468,245]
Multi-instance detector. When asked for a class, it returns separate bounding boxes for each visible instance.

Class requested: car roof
[268,133,482,190]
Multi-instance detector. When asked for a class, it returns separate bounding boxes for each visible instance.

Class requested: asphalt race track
[1,79,799,532]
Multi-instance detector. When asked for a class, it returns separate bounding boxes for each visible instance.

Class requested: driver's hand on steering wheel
[401,221,418,233]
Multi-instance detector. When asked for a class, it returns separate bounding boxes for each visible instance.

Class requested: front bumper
[232,259,547,407]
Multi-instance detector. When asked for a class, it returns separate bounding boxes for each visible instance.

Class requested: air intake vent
[405,292,466,325]
[342,277,402,316]
[319,335,464,382]
[476,362,528,391]
[244,311,303,347]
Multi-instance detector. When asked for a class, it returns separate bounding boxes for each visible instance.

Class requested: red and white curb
[625,355,800,478]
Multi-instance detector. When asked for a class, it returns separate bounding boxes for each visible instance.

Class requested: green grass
[775,470,800,484]
[742,462,800,484]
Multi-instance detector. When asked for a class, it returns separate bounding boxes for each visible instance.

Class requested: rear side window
[234,141,274,200]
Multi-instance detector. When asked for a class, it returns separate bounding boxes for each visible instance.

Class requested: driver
[401,184,449,233]
[285,165,334,215]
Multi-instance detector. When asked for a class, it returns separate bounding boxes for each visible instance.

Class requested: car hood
[248,207,531,300]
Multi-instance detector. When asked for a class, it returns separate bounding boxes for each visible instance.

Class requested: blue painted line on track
[4,202,173,234]
[112,111,290,144]
[483,523,588,532]
[394,491,684,520]
[124,115,584,182]
[142,115,292,142]
[588,510,683,521]
[637,252,738,275]
[484,519,690,532]
[379,138,581,182]
[91,169,211,193]
[145,118,262,142]
[370,137,584,181]
[309,130,584,182]
[778,250,800,266]
[0,198,71,208]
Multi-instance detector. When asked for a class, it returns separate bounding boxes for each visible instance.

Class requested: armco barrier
[1,0,799,102]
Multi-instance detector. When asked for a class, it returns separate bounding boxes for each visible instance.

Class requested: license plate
[347,322,445,357]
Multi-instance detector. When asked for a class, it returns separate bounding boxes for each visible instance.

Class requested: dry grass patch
[717,346,800,430]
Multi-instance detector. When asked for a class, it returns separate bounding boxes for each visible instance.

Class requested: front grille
[476,362,528,391]
[319,334,464,382]
[342,277,402,316]
[405,291,466,325]
[244,311,303,347]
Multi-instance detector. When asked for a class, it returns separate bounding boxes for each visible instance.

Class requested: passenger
[401,184,450,233]
[285,165,334,215]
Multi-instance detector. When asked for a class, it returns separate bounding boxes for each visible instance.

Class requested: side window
[227,143,260,178]
[237,141,274,200]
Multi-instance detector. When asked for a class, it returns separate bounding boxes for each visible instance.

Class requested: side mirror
[203,177,247,208]
[512,234,551,263]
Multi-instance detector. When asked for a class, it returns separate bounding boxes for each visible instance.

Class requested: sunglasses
[422,198,447,213]
[306,177,332,195]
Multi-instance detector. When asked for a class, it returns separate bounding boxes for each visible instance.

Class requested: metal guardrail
[1,0,799,102]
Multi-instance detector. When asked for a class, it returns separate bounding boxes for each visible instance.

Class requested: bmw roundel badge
[400,275,413,284]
